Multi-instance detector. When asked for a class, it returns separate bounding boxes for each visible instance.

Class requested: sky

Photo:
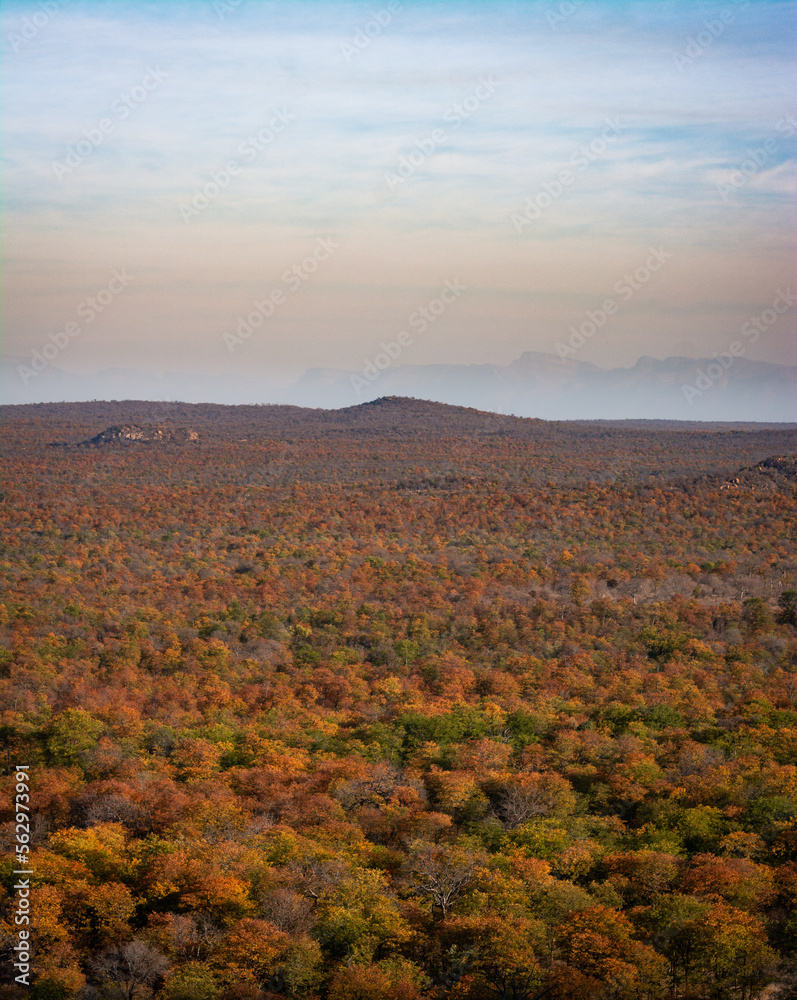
[1,0,796,407]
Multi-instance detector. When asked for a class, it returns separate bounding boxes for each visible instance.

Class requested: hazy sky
[2,0,795,401]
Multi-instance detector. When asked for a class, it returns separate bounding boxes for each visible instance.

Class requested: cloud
[2,0,795,395]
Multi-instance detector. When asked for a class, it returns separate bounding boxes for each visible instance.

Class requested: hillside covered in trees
[1,398,796,1000]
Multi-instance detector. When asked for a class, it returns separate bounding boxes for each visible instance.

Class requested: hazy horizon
[2,0,796,416]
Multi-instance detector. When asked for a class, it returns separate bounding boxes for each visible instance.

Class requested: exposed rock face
[81,424,199,445]
[717,454,797,490]
[754,455,797,479]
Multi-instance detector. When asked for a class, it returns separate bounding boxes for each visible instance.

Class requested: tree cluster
[0,401,795,999]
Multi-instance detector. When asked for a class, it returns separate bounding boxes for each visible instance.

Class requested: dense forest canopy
[0,398,796,1000]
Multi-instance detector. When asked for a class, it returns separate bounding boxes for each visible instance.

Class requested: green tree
[46,709,104,766]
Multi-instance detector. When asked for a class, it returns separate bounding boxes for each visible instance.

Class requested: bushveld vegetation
[1,398,796,1000]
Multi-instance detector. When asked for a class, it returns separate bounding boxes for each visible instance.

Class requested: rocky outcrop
[80,424,199,446]
[717,454,797,490]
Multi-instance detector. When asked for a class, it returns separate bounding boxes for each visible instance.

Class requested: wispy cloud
[2,0,795,392]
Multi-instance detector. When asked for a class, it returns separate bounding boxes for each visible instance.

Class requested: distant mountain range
[2,351,795,422]
[288,352,797,422]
